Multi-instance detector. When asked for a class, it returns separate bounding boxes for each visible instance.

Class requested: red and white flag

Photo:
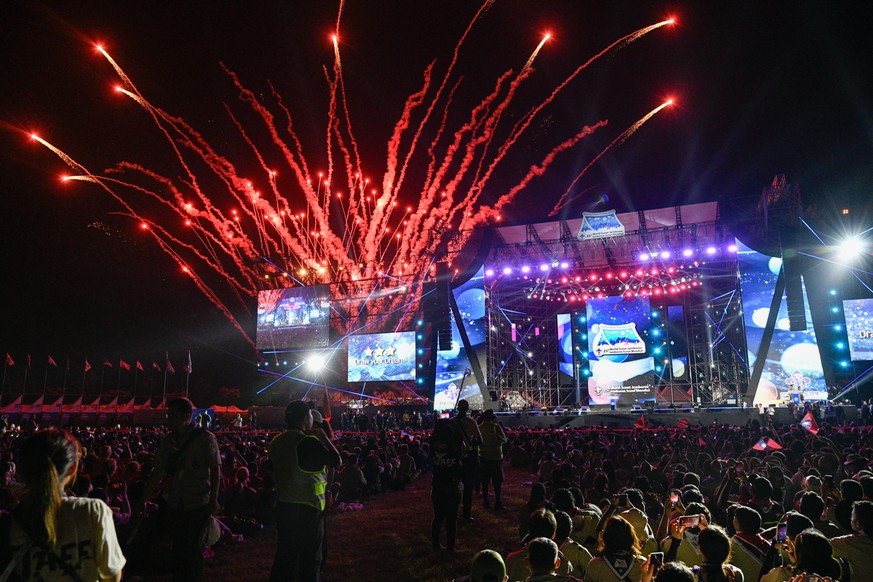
[799,411,819,435]
[119,359,131,371]
[136,360,145,372]
[676,418,690,430]
[84,358,92,373]
[47,355,58,367]
[752,437,783,451]
[5,353,13,366]
[634,415,649,429]
[166,355,175,375]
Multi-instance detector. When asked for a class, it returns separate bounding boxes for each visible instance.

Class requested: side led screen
[348,331,416,383]
[844,298,873,361]
[256,285,330,350]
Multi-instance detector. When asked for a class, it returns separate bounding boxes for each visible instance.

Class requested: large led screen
[256,285,330,350]
[844,298,873,361]
[433,267,486,411]
[557,313,574,384]
[586,296,656,405]
[347,331,416,383]
[738,240,827,404]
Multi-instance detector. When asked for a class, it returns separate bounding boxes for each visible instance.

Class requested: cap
[470,549,506,582]
[285,400,311,426]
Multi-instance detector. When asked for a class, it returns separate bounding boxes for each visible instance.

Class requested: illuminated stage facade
[255,189,872,413]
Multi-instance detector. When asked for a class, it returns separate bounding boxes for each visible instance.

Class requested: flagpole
[23,363,29,397]
[62,358,68,393]
[117,361,122,391]
[43,365,49,396]
[162,352,168,408]
[185,350,191,398]
[1,360,7,398]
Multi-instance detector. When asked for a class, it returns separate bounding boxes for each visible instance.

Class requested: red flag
[752,437,783,451]
[84,358,92,373]
[183,350,192,374]
[5,353,13,366]
[634,415,649,429]
[103,359,112,368]
[152,362,161,372]
[800,411,819,435]
[47,355,58,367]
[136,360,145,372]
[119,359,131,371]
[166,357,175,374]
[698,437,707,447]
[676,418,690,430]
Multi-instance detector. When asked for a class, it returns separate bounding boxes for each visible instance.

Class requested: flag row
[4,351,193,374]
[0,395,164,415]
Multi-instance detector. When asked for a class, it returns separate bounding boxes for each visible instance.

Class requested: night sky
[1,1,871,402]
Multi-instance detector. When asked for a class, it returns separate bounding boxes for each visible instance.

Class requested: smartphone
[802,576,824,582]
[776,523,788,543]
[669,491,679,508]
[679,514,700,528]
[618,493,628,506]
[650,552,664,569]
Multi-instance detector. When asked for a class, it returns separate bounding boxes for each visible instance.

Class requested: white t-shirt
[8,496,126,581]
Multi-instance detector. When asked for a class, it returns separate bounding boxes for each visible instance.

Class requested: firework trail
[549,99,674,216]
[29,3,673,344]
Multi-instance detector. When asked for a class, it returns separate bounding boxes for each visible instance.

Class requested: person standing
[5,429,126,581]
[478,408,507,510]
[269,400,341,581]
[430,419,465,552]
[136,397,221,581]
[454,399,482,521]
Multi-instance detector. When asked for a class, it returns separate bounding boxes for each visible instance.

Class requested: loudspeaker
[434,262,453,350]
[782,253,807,331]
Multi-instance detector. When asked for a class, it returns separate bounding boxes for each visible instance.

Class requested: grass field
[205,466,532,581]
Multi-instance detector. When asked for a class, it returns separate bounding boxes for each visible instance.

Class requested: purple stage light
[502,266,512,275]
[539,264,549,272]
[639,252,650,261]
[485,268,494,277]
[727,244,738,253]
[521,265,531,273]
[682,248,693,257]
[660,250,671,259]
[706,246,717,255]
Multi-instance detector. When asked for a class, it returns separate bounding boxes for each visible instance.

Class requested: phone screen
[650,552,664,568]
[776,523,788,542]
[680,515,700,528]
[669,492,679,506]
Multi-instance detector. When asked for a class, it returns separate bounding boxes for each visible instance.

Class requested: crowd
[0,397,871,581]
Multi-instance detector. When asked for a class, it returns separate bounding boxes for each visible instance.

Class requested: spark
[30,4,674,345]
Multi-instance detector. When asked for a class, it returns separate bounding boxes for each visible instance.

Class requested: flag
[634,415,649,429]
[752,437,783,451]
[698,437,707,447]
[84,358,92,373]
[799,411,819,435]
[103,359,112,368]
[136,360,144,372]
[119,359,131,371]
[676,418,690,430]
[166,356,175,375]
[5,353,12,366]
[47,355,58,367]
[152,362,161,372]
[183,350,192,374]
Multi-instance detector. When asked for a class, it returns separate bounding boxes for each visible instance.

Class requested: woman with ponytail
[4,429,125,581]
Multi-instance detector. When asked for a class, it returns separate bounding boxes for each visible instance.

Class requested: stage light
[619,271,628,279]
[836,342,845,349]
[832,307,839,313]
[264,361,269,366]
[417,334,423,340]
[706,246,717,255]
[521,265,531,273]
[417,320,424,326]
[727,244,738,253]
[660,251,671,259]
[835,324,842,331]
[682,248,694,257]
[829,289,837,296]
[635,269,644,277]
[306,354,327,373]
[639,252,650,261]
[560,261,570,269]
[606,272,614,280]
[539,264,549,272]
[503,267,512,275]
[485,268,494,277]
[840,361,849,368]
[837,235,866,261]
[589,273,598,282]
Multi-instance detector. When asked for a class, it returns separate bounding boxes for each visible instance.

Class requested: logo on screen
[592,323,646,357]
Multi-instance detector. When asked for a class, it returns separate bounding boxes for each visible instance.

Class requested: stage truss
[482,203,749,408]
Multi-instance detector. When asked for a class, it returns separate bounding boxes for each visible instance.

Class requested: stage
[492,404,859,430]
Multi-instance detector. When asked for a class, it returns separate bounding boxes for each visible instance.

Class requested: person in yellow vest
[269,400,341,582]
[478,408,507,510]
